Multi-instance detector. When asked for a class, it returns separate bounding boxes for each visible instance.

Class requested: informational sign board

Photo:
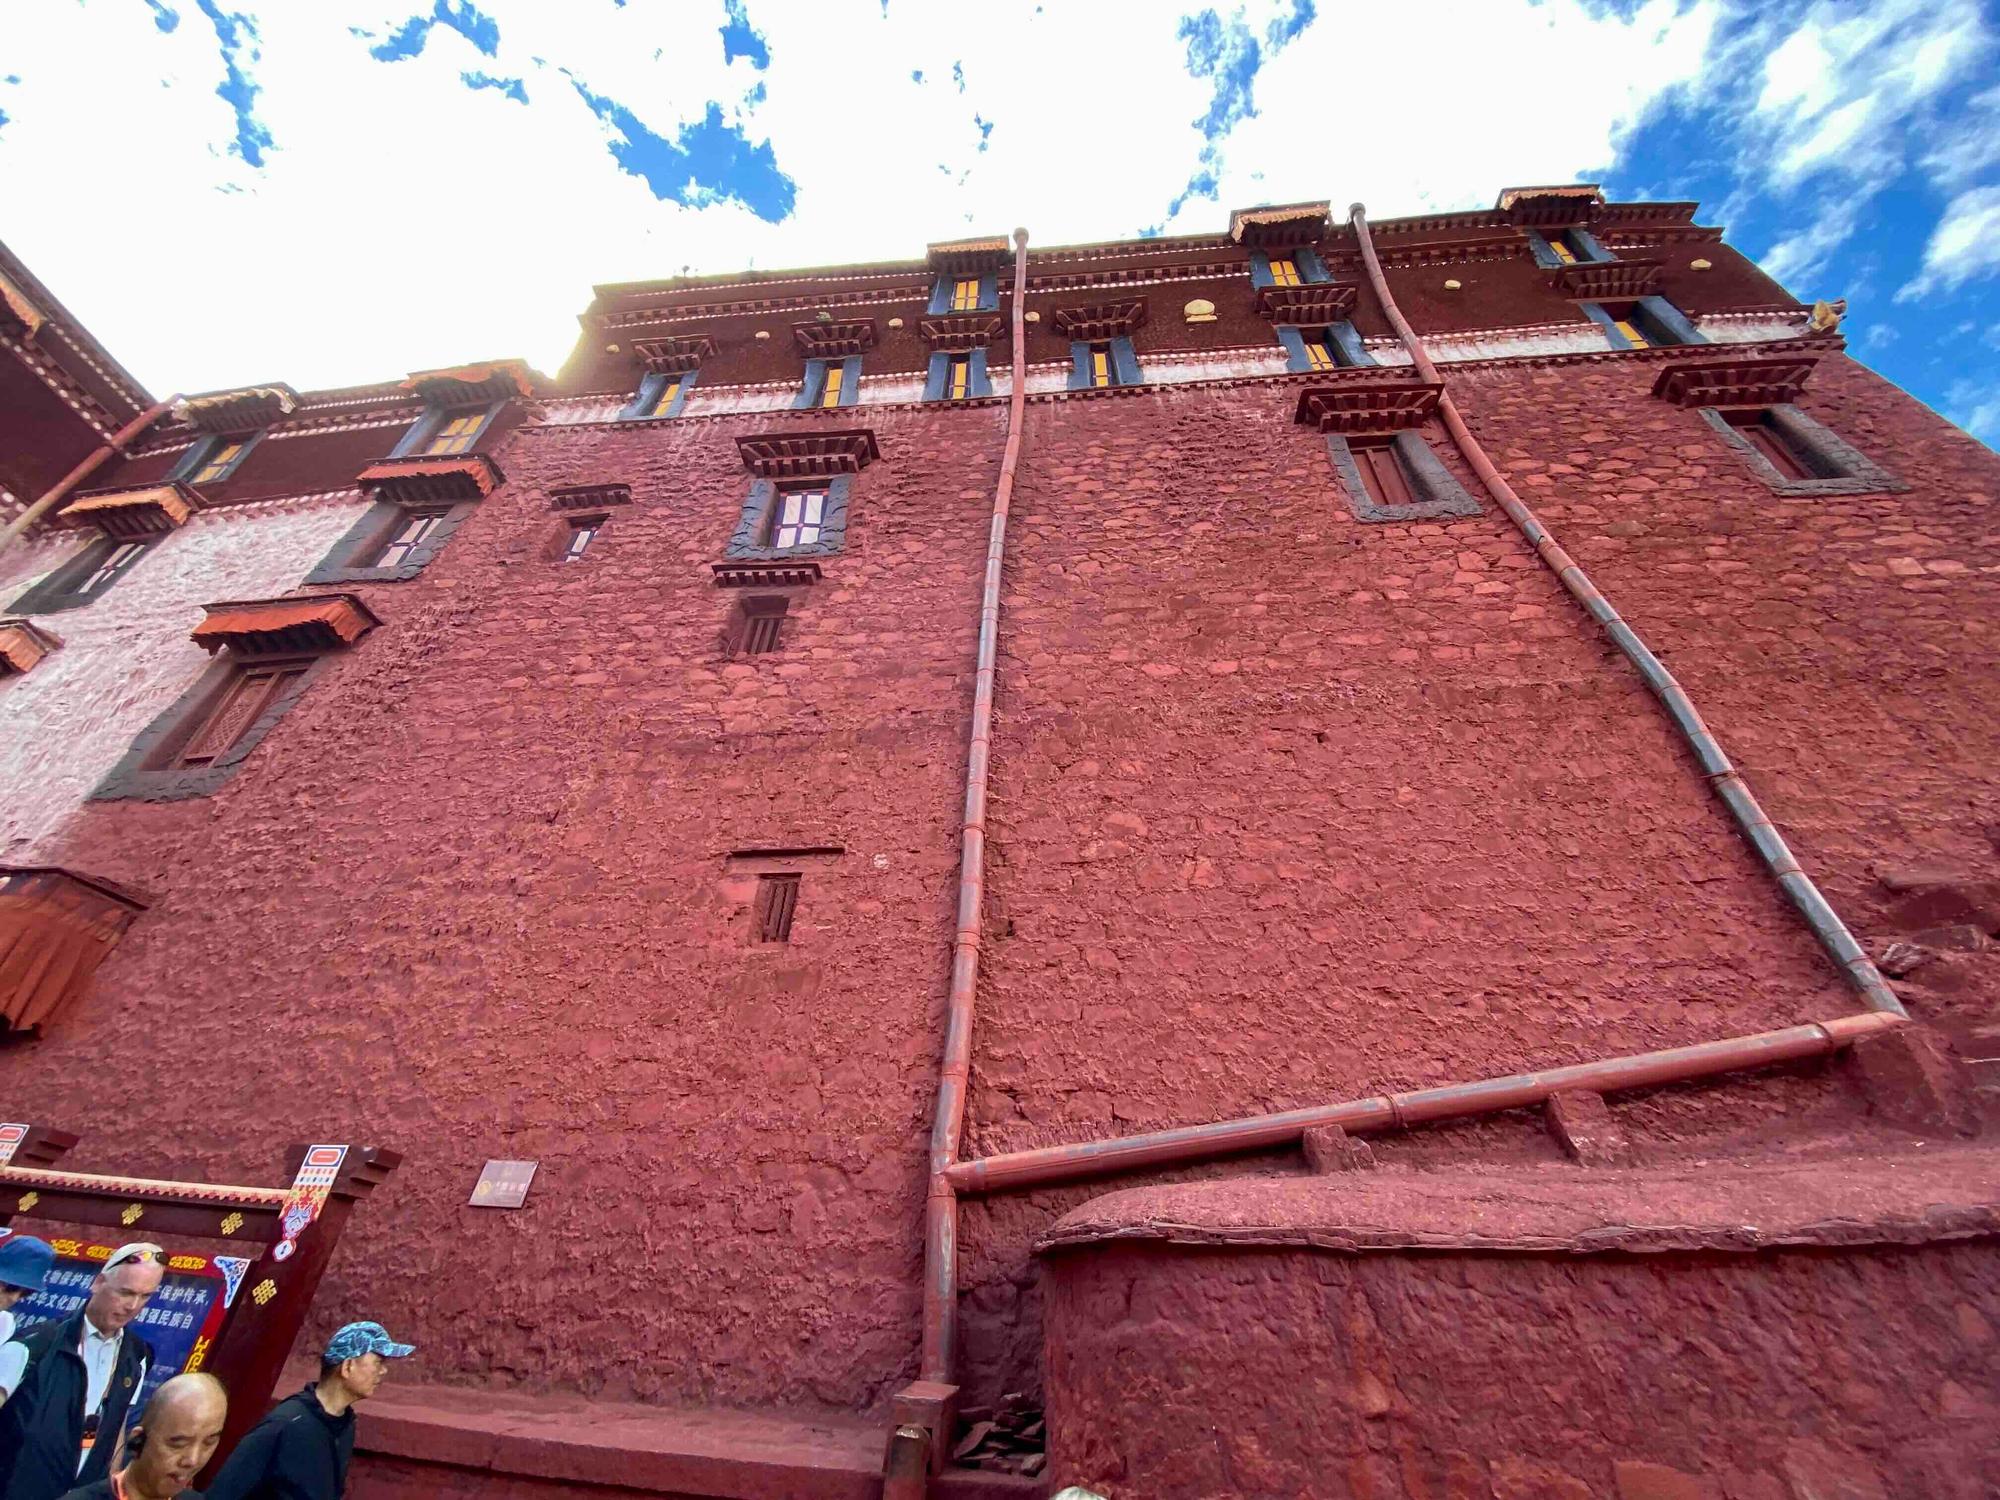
[0,1233,247,1425]
[470,1159,536,1208]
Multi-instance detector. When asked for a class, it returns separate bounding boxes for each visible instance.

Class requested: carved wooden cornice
[1229,201,1331,249]
[1255,283,1359,325]
[356,453,505,504]
[1050,301,1147,341]
[400,361,533,405]
[1293,374,1445,434]
[1497,184,1605,227]
[630,335,715,374]
[736,428,880,478]
[927,236,1011,275]
[176,385,299,433]
[57,483,198,538]
[191,593,381,655]
[1651,353,1820,408]
[712,560,823,588]
[549,483,632,512]
[792,320,878,358]
[1553,259,1666,300]
[917,314,1005,353]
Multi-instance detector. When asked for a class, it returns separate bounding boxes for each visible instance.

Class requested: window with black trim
[371,509,450,568]
[6,536,158,615]
[948,277,981,312]
[187,439,249,485]
[1267,255,1304,287]
[943,354,974,400]
[1348,439,1417,508]
[734,596,787,656]
[816,363,846,408]
[769,486,827,550]
[1722,410,1817,480]
[1087,343,1113,388]
[558,514,604,562]
[1322,429,1483,525]
[1304,329,1358,371]
[632,374,684,419]
[423,411,484,455]
[753,873,801,944]
[172,660,311,768]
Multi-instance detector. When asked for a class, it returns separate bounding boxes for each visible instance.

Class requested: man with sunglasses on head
[0,1243,162,1500]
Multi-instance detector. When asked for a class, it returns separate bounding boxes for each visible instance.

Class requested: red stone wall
[8,402,1007,1412]
[1040,1229,2000,1499]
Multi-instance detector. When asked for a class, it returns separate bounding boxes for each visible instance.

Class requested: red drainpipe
[1342,203,1901,1021]
[945,1011,1902,1194]
[0,397,180,559]
[921,227,1032,1386]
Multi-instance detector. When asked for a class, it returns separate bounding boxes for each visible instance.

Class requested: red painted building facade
[1,188,1996,1499]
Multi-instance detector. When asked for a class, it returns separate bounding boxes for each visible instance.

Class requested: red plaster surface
[1038,1154,2000,1499]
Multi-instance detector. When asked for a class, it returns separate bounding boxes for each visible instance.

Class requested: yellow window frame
[1303,337,1336,371]
[949,278,980,312]
[1612,318,1650,348]
[947,356,971,400]
[646,377,683,417]
[819,363,845,407]
[1090,345,1112,388]
[1268,257,1303,287]
[189,440,246,484]
[425,412,483,455]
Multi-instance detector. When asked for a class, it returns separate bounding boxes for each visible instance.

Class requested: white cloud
[1758,199,1863,289]
[1945,377,2000,448]
[1897,184,2000,301]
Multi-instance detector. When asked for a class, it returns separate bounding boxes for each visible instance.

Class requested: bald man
[56,1372,226,1500]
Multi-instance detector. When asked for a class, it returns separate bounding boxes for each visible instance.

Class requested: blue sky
[2,0,1995,443]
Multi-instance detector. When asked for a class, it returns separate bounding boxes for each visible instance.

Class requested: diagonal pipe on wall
[1342,202,1904,1022]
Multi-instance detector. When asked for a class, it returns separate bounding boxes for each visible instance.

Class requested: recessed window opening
[189,440,247,485]
[81,541,150,593]
[1088,343,1113,388]
[819,363,845,408]
[949,277,981,312]
[1268,255,1303,287]
[1723,410,1821,481]
[1348,439,1418,509]
[1546,233,1579,265]
[560,515,605,562]
[770,487,826,549]
[175,662,309,768]
[424,411,483,455]
[373,509,449,568]
[739,598,786,656]
[947,355,972,400]
[753,873,801,943]
[641,376,683,418]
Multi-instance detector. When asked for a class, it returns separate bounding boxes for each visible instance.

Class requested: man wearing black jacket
[0,1243,162,1500]
[202,1323,412,1500]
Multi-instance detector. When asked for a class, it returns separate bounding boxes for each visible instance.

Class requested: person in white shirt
[0,1242,162,1500]
[0,1236,56,1367]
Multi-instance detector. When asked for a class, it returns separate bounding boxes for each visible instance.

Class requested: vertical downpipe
[922,227,1032,1387]
[1344,203,1903,1018]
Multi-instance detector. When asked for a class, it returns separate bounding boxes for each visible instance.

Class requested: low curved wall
[1037,1152,2000,1499]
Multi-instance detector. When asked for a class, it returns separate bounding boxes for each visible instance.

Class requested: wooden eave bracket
[0,619,63,676]
[190,593,381,655]
[1255,283,1359,324]
[400,359,535,405]
[1497,183,1605,227]
[1228,201,1331,248]
[926,236,1011,275]
[712,560,823,588]
[917,314,1005,352]
[175,384,299,433]
[549,483,632,513]
[0,270,46,342]
[736,428,880,478]
[356,453,505,504]
[1651,353,1820,408]
[1050,300,1148,341]
[56,482,198,538]
[1294,376,1445,434]
[631,335,715,374]
[792,320,879,358]
[1553,259,1665,299]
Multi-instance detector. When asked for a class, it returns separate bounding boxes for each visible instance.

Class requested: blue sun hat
[324,1321,415,1362]
[0,1235,55,1294]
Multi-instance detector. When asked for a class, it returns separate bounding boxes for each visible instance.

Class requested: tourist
[0,1243,162,1500]
[202,1322,413,1500]
[0,1238,56,1362]
[57,1373,226,1500]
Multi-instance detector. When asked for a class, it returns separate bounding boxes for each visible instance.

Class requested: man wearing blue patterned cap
[202,1323,412,1500]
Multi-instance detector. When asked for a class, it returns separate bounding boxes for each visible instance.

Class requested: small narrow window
[1723,410,1818,481]
[1612,315,1652,348]
[175,662,308,768]
[373,509,448,568]
[1268,256,1303,287]
[641,376,683,418]
[1349,440,1417,509]
[819,363,845,408]
[1303,335,1338,371]
[946,355,972,400]
[738,596,787,656]
[1546,234,1579,265]
[770,487,827,550]
[1089,344,1113,388]
[753,873,801,943]
[559,515,603,562]
[424,411,484,455]
[189,440,247,485]
[80,541,151,594]
[949,277,981,312]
